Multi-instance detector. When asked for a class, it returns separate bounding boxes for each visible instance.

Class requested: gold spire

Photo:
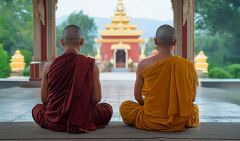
[194,51,209,73]
[10,49,25,76]
[98,0,143,37]
[116,0,125,12]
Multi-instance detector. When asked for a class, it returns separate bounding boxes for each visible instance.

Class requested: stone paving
[0,73,240,123]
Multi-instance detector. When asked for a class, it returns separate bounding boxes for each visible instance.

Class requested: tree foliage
[0,0,33,77]
[0,0,33,54]
[195,0,240,66]
[144,38,155,57]
[57,11,97,56]
[0,44,10,78]
[194,34,229,70]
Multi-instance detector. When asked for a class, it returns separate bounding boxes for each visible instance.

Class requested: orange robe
[120,56,199,131]
[32,52,112,133]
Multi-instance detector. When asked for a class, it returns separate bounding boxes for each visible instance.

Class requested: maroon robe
[32,52,112,133]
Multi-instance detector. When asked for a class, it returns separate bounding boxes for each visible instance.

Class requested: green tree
[0,44,10,78]
[195,0,240,65]
[0,0,33,54]
[144,38,155,57]
[195,34,229,69]
[57,11,97,56]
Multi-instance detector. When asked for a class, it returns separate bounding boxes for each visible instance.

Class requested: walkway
[0,73,240,122]
[1,73,240,140]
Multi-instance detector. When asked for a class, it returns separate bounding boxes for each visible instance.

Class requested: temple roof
[99,0,143,36]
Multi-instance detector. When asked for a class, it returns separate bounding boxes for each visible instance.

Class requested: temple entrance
[29,0,194,79]
[115,50,127,68]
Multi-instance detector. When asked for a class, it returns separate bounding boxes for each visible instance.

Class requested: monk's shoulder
[137,56,156,73]
[86,55,95,60]
[179,56,194,68]
[175,56,191,63]
[78,54,95,66]
[81,55,96,73]
[138,57,152,70]
[87,56,96,66]
[80,54,95,61]
[175,56,195,70]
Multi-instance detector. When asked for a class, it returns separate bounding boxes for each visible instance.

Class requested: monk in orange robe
[32,25,112,133]
[120,25,199,131]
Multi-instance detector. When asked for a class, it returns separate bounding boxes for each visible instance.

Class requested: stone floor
[1,122,240,140]
[0,75,240,122]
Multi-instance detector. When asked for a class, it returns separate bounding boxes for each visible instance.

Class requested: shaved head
[62,25,83,44]
[155,24,176,47]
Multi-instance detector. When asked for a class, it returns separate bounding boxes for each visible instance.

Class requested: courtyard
[0,73,240,123]
[1,0,240,140]
[1,72,240,140]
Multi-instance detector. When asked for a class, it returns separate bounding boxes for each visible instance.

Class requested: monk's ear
[61,38,65,46]
[80,38,84,46]
[154,38,158,46]
[173,39,177,46]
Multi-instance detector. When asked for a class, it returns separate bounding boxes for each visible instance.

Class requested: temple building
[96,0,146,71]
[30,0,195,80]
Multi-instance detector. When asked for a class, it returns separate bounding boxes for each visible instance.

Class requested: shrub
[228,64,240,78]
[23,66,30,76]
[19,49,32,67]
[208,67,232,79]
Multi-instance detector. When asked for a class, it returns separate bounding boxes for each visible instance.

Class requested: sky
[56,0,173,21]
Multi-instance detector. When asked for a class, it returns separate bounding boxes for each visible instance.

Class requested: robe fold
[120,56,199,131]
[32,52,112,133]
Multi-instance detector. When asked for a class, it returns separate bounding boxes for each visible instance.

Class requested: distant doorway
[115,50,127,68]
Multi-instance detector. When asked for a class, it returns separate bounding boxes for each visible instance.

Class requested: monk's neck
[64,48,80,54]
[157,48,173,57]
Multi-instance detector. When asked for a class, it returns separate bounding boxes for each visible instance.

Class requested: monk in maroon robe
[32,25,113,133]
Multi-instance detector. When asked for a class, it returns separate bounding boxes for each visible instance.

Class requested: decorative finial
[116,0,124,12]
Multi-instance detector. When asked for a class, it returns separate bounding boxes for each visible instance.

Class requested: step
[0,122,240,140]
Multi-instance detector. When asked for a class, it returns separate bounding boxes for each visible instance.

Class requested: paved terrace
[0,73,240,140]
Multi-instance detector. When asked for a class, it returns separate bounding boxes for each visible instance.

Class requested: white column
[46,0,57,61]
[114,50,117,68]
[125,49,128,68]
[32,0,42,62]
[172,0,183,57]
[187,0,195,61]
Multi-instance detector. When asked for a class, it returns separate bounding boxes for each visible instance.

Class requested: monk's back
[120,24,199,132]
[47,52,94,111]
[37,52,97,132]
[141,56,174,115]
[33,25,113,133]
[136,56,195,131]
